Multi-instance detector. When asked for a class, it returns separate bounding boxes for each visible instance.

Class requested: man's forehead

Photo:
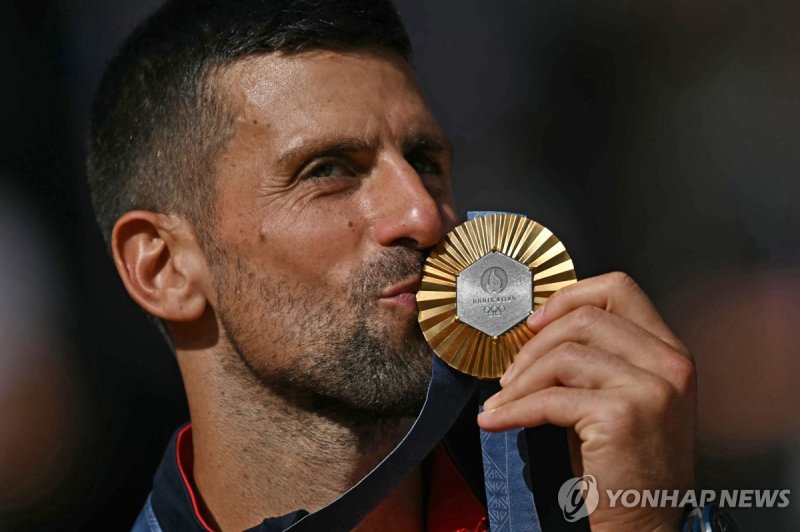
[212,51,449,163]
[219,50,413,107]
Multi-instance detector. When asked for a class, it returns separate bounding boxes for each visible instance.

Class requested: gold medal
[417,213,577,379]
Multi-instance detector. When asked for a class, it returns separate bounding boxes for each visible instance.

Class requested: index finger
[529,271,688,355]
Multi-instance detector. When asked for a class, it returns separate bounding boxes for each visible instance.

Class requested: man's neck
[179,346,422,531]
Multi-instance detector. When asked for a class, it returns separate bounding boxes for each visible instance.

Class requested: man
[88,0,695,530]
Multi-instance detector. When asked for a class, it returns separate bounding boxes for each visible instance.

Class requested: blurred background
[1,0,798,529]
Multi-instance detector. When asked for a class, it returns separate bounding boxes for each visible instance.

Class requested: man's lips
[380,274,423,298]
[379,274,423,311]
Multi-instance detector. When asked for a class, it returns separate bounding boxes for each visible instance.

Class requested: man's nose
[368,158,447,250]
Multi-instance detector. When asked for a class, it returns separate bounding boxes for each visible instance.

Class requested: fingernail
[478,408,495,421]
[527,306,545,327]
[499,362,513,386]
[483,391,502,411]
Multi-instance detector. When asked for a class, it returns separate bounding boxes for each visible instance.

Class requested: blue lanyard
[471,211,541,532]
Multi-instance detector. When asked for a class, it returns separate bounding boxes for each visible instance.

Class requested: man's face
[206,50,457,418]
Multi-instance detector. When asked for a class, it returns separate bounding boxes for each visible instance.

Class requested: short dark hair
[87,0,412,250]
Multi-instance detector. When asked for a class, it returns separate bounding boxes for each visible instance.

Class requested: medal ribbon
[470,211,541,532]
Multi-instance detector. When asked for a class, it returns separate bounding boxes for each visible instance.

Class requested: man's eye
[408,154,442,177]
[304,161,351,180]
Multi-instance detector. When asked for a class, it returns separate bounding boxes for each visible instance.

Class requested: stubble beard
[211,246,432,423]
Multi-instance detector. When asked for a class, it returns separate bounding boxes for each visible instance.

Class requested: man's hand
[478,272,696,531]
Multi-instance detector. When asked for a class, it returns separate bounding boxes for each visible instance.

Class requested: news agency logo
[558,475,600,522]
[557,474,792,522]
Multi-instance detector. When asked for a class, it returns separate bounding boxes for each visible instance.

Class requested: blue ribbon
[471,211,541,532]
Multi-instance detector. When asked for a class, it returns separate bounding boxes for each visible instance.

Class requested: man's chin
[296,367,429,422]
[273,314,433,421]
[370,308,425,347]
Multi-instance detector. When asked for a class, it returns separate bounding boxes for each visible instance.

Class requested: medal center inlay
[456,252,533,337]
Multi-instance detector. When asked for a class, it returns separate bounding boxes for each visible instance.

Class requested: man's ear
[111,211,209,323]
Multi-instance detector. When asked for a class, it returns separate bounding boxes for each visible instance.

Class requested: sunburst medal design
[417,213,577,379]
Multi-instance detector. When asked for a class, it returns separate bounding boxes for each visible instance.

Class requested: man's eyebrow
[274,133,454,169]
[275,137,380,168]
[403,134,454,157]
